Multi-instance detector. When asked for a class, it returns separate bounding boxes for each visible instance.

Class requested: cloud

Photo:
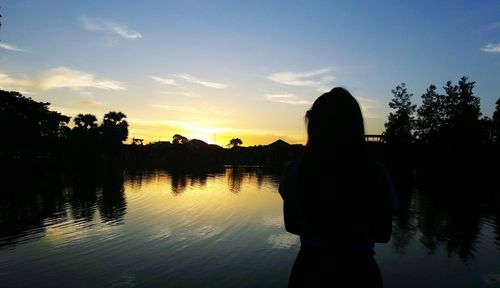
[81,16,142,40]
[0,42,26,52]
[174,73,227,89]
[482,22,500,32]
[266,93,312,105]
[268,68,335,92]
[151,76,177,86]
[481,43,500,53]
[0,67,126,93]
[38,67,126,91]
[0,73,32,92]
[159,91,201,98]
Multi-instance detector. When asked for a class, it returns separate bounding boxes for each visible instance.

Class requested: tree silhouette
[415,85,445,143]
[383,83,416,145]
[173,134,188,145]
[0,90,70,152]
[442,80,459,121]
[493,98,500,144]
[101,111,128,144]
[227,138,243,148]
[71,114,99,154]
[479,116,494,143]
[132,138,144,146]
[442,77,482,144]
[73,114,98,131]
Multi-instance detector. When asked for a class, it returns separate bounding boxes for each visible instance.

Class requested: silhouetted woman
[279,87,397,288]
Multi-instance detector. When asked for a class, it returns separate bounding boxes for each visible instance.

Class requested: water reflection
[0,167,127,247]
[226,166,266,194]
[0,166,500,287]
[386,169,416,256]
[389,167,499,262]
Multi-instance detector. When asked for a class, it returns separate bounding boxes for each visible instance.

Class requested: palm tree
[101,111,128,143]
[71,113,99,153]
[73,114,98,131]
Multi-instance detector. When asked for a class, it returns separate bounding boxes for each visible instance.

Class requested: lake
[1,166,500,287]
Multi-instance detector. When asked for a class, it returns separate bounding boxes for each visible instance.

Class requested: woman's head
[305,87,365,152]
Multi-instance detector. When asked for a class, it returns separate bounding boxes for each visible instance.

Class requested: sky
[1,0,499,146]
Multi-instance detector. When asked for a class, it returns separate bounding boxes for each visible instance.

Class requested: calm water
[1,166,500,287]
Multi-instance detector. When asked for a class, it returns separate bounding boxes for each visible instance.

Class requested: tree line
[0,90,128,157]
[384,76,500,146]
[0,89,246,159]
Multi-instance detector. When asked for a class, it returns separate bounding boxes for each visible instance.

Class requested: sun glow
[126,118,226,145]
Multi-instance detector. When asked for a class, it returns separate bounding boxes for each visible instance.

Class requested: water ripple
[267,233,299,249]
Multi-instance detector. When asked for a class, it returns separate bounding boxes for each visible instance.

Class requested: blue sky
[1,0,499,145]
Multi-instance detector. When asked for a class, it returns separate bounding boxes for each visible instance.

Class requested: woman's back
[280,158,394,250]
[279,87,397,287]
[304,160,371,225]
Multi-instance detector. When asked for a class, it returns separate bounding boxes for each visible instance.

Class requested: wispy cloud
[174,73,227,89]
[151,76,177,86]
[266,93,312,105]
[268,68,335,92]
[482,22,500,32]
[81,16,142,40]
[159,91,200,98]
[0,67,126,93]
[0,42,26,52]
[481,43,500,53]
[37,67,126,91]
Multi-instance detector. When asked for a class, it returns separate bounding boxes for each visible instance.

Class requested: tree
[73,114,98,131]
[71,114,99,152]
[415,84,445,143]
[0,90,70,152]
[479,116,494,144]
[442,77,482,144]
[173,134,188,145]
[132,138,144,146]
[383,83,416,145]
[493,98,500,144]
[42,111,71,139]
[101,111,128,144]
[227,138,243,148]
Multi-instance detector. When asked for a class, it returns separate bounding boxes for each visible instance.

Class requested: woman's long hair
[298,87,371,234]
[305,87,365,158]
